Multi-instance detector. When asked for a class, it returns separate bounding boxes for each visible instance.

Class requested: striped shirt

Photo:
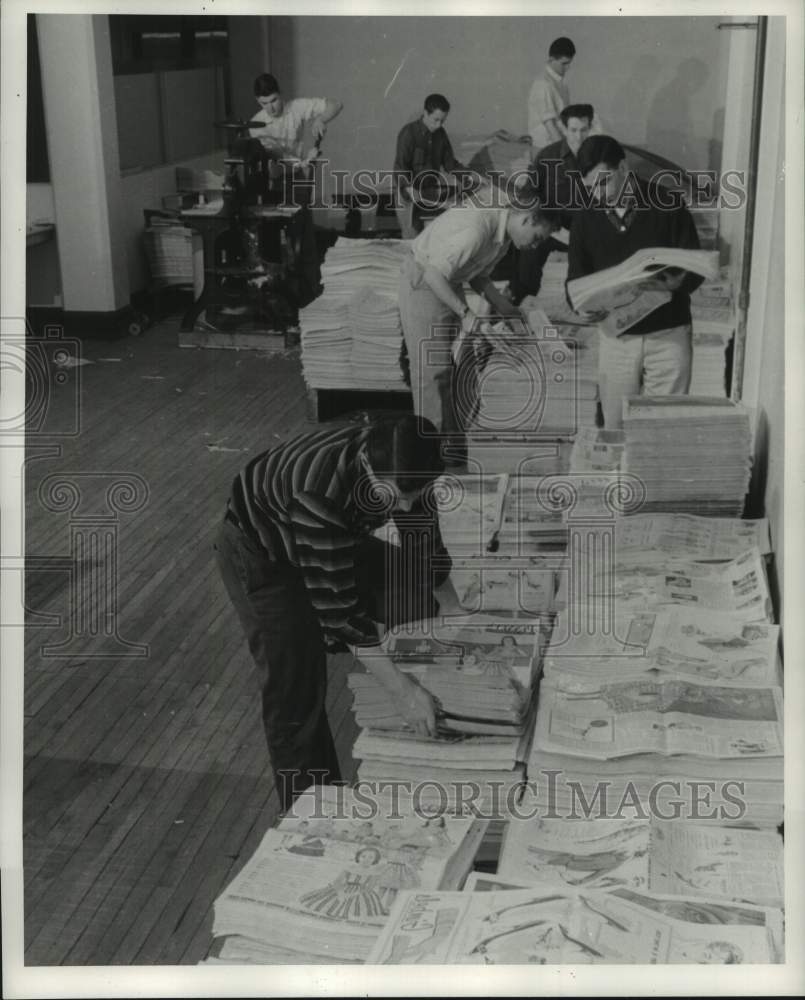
[228,422,451,646]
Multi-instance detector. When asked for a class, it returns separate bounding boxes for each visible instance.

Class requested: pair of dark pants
[214,518,438,810]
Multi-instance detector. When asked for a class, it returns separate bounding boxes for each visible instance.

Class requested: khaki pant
[398,255,476,460]
[598,324,692,429]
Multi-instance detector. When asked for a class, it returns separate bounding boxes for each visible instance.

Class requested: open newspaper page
[645,606,780,685]
[496,818,783,907]
[449,557,558,617]
[435,473,509,555]
[368,886,782,963]
[498,818,650,889]
[584,546,772,621]
[535,678,783,760]
[612,513,772,559]
[545,607,779,687]
[649,822,783,907]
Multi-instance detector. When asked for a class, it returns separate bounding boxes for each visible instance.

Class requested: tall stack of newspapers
[299,237,408,390]
[471,310,598,436]
[622,396,752,516]
[689,269,735,397]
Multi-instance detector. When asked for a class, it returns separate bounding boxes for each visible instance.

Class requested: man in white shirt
[527,37,575,151]
[397,185,557,465]
[248,72,343,162]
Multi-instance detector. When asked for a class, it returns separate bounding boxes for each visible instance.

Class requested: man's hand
[461,309,479,335]
[311,118,327,143]
[577,308,609,322]
[639,269,685,293]
[394,674,439,738]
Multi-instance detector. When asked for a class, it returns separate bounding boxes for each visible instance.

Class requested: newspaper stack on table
[299,237,408,390]
[622,396,752,516]
[349,618,542,815]
[205,785,488,964]
[368,885,783,963]
[496,816,783,907]
[471,317,598,435]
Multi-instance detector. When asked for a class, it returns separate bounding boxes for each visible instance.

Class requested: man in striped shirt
[215,414,454,809]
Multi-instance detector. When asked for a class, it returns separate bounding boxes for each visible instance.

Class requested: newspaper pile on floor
[369,884,783,963]
[622,396,753,516]
[203,785,488,964]
[299,237,408,390]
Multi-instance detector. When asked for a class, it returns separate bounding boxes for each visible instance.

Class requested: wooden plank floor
[22,320,360,965]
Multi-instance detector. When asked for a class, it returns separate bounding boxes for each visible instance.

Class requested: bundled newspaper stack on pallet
[204,785,488,965]
[299,237,408,390]
[622,396,753,516]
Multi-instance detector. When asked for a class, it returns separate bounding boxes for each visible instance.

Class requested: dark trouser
[511,237,567,304]
[214,517,438,810]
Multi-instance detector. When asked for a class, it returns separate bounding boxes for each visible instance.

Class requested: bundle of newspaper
[466,434,571,476]
[569,427,625,473]
[689,205,720,250]
[494,475,570,555]
[349,624,533,738]
[207,785,489,964]
[471,331,598,435]
[525,673,783,827]
[299,237,408,389]
[368,884,783,963]
[349,618,542,815]
[622,396,752,515]
[496,816,783,907]
[567,248,720,337]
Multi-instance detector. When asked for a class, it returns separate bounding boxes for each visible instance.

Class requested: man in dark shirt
[568,134,704,428]
[215,415,456,808]
[511,103,594,303]
[393,93,465,238]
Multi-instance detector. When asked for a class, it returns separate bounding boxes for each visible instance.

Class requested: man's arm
[310,98,343,142]
[469,275,522,322]
[393,124,415,202]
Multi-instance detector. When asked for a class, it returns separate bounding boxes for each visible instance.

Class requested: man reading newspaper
[567,135,705,428]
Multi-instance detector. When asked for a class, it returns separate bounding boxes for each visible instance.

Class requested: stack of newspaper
[472,335,598,435]
[689,271,734,396]
[496,816,783,906]
[622,396,752,515]
[299,237,408,390]
[569,427,625,473]
[349,618,543,814]
[368,884,783,963]
[206,785,488,964]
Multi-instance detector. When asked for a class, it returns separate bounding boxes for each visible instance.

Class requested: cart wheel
[128,321,143,337]
[128,310,149,337]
